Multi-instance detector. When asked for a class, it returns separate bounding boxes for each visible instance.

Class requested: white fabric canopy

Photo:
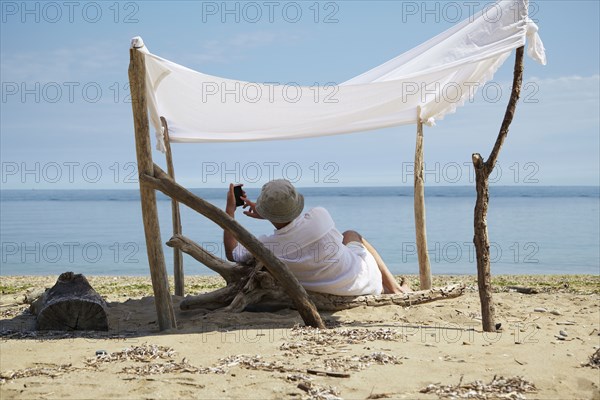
[131,0,545,152]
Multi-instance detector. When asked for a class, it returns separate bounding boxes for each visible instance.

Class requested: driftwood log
[168,235,465,313]
[30,272,108,331]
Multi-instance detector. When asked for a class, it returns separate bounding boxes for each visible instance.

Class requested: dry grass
[2,274,597,299]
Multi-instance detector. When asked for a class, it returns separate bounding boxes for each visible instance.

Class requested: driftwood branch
[309,283,465,311]
[473,46,524,332]
[179,262,275,312]
[166,234,247,285]
[141,164,325,329]
[507,286,539,294]
[485,47,525,174]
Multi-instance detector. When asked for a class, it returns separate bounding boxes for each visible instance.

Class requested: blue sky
[1,0,598,189]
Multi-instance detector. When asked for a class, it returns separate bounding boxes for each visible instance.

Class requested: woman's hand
[242,197,264,219]
[225,183,243,217]
[226,184,263,220]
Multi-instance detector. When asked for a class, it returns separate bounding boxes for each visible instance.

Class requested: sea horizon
[2,185,598,198]
[2,184,598,190]
[1,185,599,277]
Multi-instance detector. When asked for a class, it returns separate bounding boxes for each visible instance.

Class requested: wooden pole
[129,47,177,331]
[472,46,524,332]
[141,164,326,329]
[161,117,184,297]
[414,106,432,290]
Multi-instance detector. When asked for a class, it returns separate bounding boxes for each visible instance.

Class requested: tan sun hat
[255,179,304,223]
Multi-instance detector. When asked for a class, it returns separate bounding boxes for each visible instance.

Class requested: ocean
[1,186,598,276]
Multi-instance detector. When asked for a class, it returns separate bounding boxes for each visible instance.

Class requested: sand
[0,275,598,399]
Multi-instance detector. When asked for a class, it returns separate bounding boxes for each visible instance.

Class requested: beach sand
[1,275,598,399]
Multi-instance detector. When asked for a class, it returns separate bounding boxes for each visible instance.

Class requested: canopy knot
[525,18,547,65]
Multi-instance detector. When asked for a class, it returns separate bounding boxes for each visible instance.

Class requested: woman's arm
[223,183,239,261]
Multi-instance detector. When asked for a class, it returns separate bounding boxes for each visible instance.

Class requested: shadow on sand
[0,296,351,341]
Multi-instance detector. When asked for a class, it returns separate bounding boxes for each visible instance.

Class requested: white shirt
[233,207,382,296]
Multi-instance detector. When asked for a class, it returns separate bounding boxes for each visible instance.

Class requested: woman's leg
[342,231,412,294]
[361,238,411,294]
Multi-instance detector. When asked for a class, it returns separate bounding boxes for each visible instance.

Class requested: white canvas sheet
[131,0,545,151]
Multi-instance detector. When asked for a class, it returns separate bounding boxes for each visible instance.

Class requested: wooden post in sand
[129,44,177,331]
[472,46,524,332]
[161,117,184,297]
[414,106,432,290]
